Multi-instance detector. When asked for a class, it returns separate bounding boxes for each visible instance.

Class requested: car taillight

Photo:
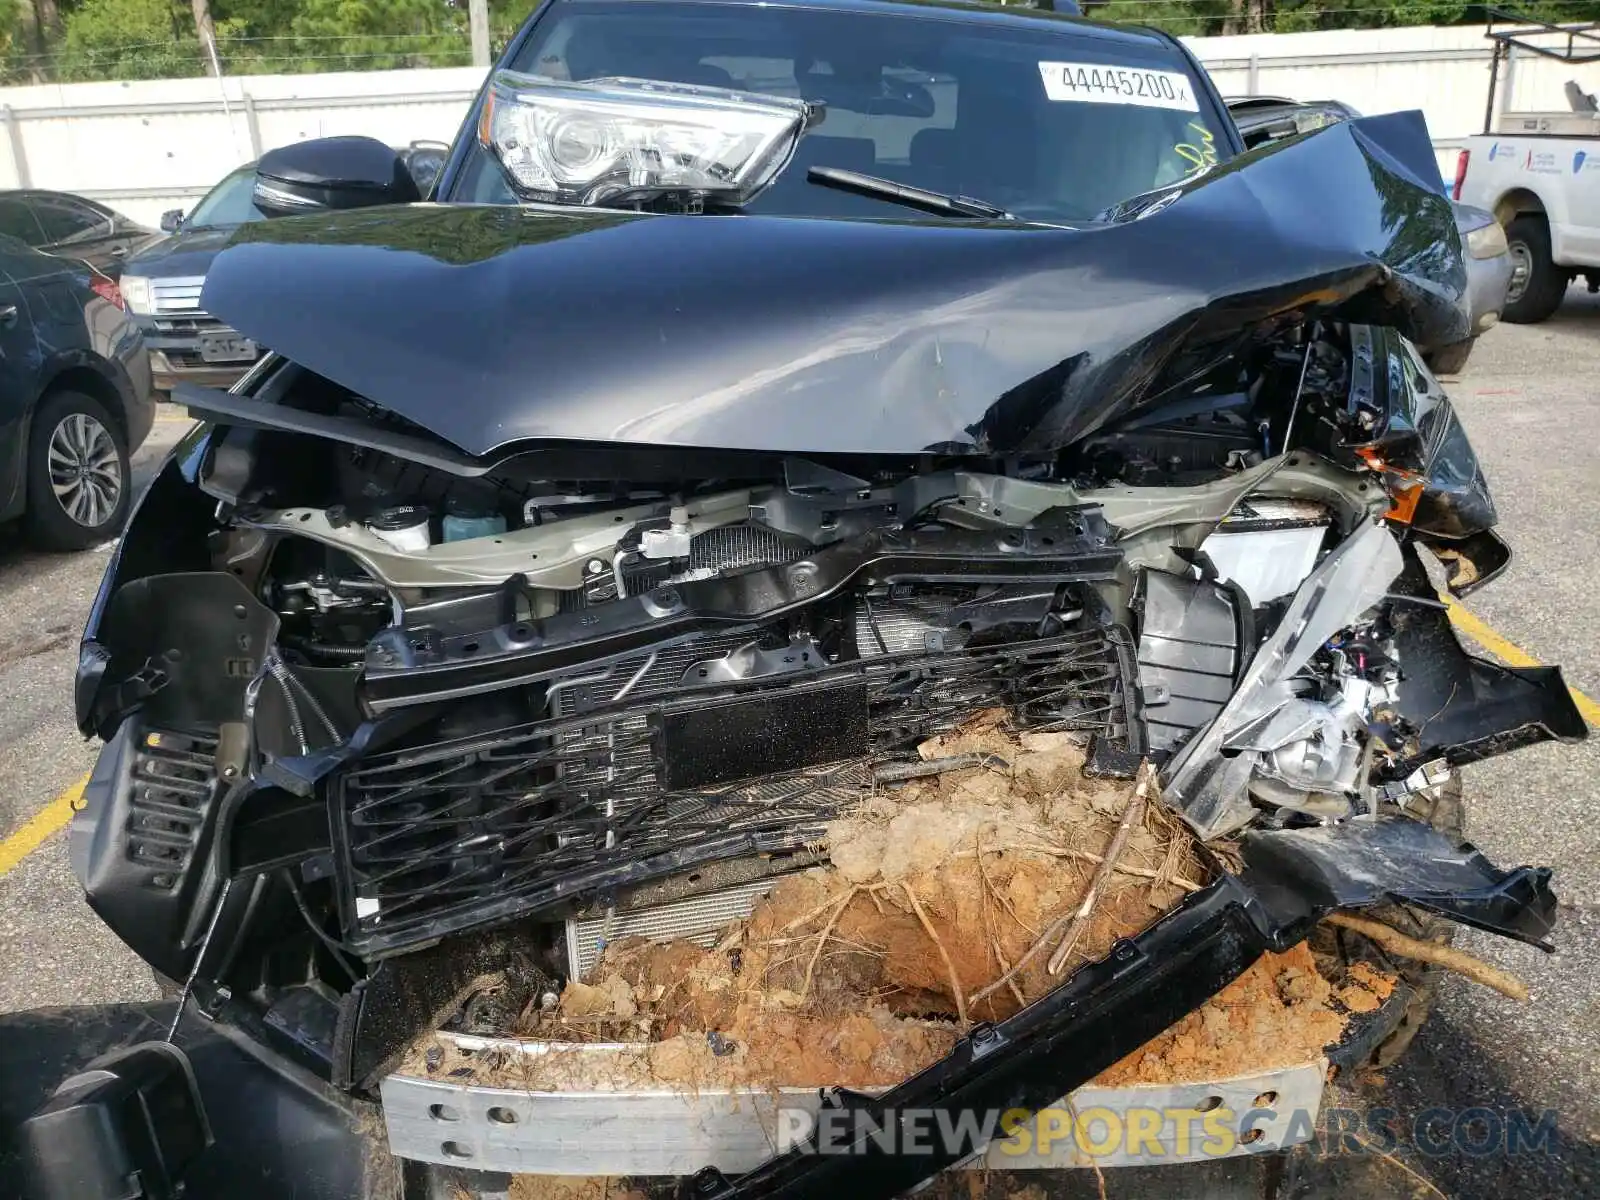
[1452,149,1470,201]
[89,276,125,309]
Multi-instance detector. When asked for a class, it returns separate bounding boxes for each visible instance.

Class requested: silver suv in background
[118,144,451,394]
[118,164,266,393]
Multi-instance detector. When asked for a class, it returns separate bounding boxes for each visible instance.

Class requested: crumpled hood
[203,110,1467,460]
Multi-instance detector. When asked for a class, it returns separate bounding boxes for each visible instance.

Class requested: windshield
[184,166,268,229]
[448,0,1231,222]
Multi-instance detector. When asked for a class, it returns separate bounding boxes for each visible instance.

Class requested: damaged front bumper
[369,817,1552,1196]
[12,816,1554,1200]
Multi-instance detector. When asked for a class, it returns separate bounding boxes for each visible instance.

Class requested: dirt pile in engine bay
[449,711,1375,1091]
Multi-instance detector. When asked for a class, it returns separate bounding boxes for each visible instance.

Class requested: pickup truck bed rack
[1482,6,1600,133]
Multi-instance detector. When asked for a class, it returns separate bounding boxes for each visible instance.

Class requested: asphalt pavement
[0,297,1596,1198]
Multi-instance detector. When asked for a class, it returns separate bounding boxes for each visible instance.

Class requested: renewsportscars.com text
[773,1104,1558,1161]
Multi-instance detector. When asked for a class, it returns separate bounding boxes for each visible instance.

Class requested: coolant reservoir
[442,498,508,542]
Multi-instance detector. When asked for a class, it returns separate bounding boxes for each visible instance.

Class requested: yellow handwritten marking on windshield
[1174,121,1218,176]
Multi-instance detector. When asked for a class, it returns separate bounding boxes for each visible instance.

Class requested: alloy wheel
[47,412,122,528]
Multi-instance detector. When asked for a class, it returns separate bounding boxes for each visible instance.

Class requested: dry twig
[1000,843,1203,892]
[1047,760,1155,975]
[798,887,858,1004]
[975,823,1039,935]
[1324,911,1529,1002]
[780,887,857,935]
[974,828,1027,1009]
[903,882,969,1026]
[1063,1096,1109,1200]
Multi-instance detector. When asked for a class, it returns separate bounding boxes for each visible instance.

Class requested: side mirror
[253,135,421,218]
[403,147,448,196]
[159,209,184,233]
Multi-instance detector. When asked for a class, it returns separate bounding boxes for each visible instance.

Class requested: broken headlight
[478,71,810,207]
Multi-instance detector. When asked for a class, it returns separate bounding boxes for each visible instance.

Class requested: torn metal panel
[1162,519,1404,838]
[1382,546,1587,778]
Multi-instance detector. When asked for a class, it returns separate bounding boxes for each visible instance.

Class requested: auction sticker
[1037,62,1198,112]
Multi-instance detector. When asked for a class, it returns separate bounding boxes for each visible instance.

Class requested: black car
[7,3,1586,1199]
[0,234,155,550]
[0,189,159,279]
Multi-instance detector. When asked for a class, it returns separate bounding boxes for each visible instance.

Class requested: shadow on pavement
[1285,1001,1600,1200]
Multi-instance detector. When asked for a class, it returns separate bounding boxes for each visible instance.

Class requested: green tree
[36,1,1600,85]
[289,0,470,72]
[55,0,198,81]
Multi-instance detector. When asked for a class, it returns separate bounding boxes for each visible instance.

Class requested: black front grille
[335,624,1135,955]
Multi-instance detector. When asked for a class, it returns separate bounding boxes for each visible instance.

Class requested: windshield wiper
[806,166,1013,220]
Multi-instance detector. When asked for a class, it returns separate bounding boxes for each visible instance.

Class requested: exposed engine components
[1160,520,1405,838]
[638,505,694,560]
[1133,571,1241,754]
[1240,630,1402,820]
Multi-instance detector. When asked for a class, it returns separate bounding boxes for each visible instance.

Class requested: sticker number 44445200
[1038,62,1198,113]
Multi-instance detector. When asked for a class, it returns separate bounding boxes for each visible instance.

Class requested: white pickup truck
[1452,105,1600,323]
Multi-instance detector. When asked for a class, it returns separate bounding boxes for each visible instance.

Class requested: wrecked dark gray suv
[8,3,1587,1199]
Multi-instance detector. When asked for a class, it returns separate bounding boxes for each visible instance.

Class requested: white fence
[0,23,1596,225]
[0,67,485,224]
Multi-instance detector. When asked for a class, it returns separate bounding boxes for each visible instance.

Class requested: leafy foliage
[11,0,1600,83]
[9,0,528,82]
[1091,0,1600,36]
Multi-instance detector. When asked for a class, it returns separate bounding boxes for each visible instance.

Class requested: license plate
[197,333,257,363]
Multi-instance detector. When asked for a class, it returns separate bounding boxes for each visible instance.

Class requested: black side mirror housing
[159,208,183,233]
[253,135,421,218]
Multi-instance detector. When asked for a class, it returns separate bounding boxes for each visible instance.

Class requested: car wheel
[24,390,131,551]
[1502,216,1569,324]
[1423,337,1475,377]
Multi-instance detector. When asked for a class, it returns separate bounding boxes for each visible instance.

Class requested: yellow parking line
[0,772,88,877]
[1445,599,1600,727]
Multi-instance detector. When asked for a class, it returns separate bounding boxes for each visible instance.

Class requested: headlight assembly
[1466,219,1509,260]
[479,72,812,208]
[119,275,153,314]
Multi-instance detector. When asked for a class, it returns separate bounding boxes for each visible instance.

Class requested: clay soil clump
[404,712,1396,1095]
[516,713,1228,1087]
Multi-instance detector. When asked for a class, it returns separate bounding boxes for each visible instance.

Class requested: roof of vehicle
[0,187,116,209]
[1226,97,1361,124]
[1221,95,1299,109]
[548,0,1175,51]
